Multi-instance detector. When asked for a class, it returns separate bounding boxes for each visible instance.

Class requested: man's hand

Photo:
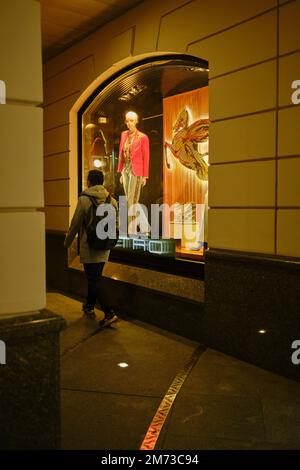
[120,175,123,185]
[142,177,147,187]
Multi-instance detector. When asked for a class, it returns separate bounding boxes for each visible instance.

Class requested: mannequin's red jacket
[117,129,149,177]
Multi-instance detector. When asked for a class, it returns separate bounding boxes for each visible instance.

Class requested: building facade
[42,0,300,380]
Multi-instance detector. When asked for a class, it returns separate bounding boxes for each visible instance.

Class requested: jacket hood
[81,185,109,205]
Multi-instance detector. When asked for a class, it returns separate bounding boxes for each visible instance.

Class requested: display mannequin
[118,111,150,233]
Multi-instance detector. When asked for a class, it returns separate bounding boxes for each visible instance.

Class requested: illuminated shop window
[79,56,209,263]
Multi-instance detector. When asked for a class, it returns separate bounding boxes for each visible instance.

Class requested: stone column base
[0,310,66,449]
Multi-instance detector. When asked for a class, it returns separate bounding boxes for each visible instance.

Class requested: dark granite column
[0,310,66,449]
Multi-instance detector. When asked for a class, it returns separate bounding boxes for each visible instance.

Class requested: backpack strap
[80,194,97,229]
[81,194,112,225]
[80,193,111,206]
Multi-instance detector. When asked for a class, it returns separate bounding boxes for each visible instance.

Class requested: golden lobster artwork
[164,108,209,180]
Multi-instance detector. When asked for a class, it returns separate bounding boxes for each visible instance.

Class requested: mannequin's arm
[141,134,150,177]
[117,132,126,173]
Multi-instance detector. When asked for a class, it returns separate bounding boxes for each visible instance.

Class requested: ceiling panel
[40,0,144,62]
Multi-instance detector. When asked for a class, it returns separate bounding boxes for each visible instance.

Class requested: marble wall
[204,250,300,381]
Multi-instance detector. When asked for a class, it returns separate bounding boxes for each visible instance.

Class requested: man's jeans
[83,262,110,313]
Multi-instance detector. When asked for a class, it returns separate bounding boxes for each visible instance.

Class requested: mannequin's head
[125,111,138,132]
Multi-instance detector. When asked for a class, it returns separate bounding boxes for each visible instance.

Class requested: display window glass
[79,56,209,266]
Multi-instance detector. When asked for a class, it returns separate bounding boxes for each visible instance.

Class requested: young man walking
[64,170,118,327]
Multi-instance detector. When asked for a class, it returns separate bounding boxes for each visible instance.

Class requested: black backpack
[84,194,118,250]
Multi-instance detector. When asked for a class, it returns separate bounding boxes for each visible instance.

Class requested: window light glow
[93,158,102,168]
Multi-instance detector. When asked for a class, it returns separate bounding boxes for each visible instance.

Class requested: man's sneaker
[99,311,118,328]
[82,303,96,319]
